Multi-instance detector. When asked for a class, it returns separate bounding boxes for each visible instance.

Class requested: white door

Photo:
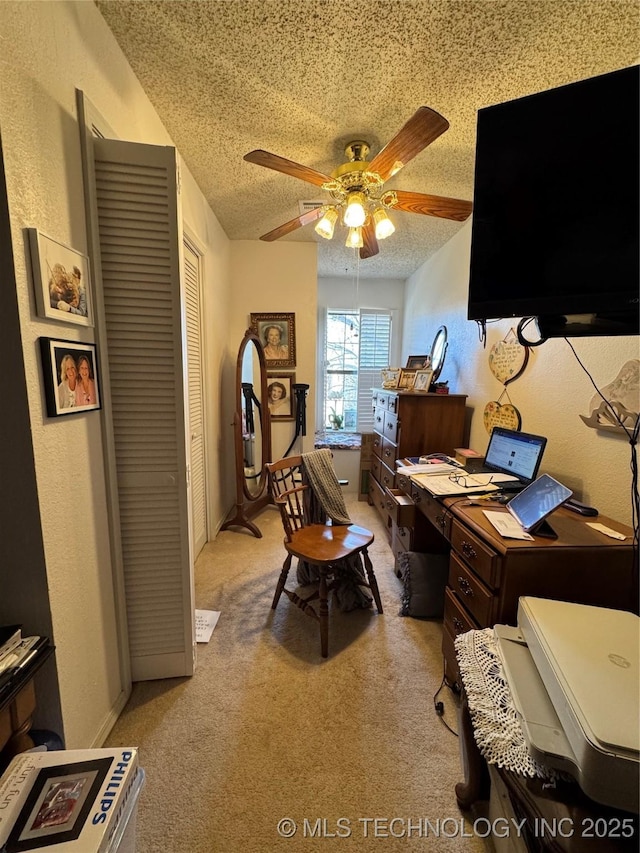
[91,138,195,680]
[183,234,207,556]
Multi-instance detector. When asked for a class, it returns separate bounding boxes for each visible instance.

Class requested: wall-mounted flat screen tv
[467,65,639,337]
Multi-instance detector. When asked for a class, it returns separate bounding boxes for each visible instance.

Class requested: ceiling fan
[244,106,473,260]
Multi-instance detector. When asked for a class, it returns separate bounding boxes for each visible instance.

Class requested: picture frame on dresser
[398,369,417,390]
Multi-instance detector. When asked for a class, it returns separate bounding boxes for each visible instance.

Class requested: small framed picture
[28,229,93,327]
[39,338,101,417]
[267,373,295,421]
[398,368,417,390]
[413,368,434,392]
[405,354,430,369]
[5,757,112,849]
[250,312,296,368]
[381,368,401,389]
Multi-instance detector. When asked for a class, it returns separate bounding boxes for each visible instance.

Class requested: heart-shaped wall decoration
[488,335,529,385]
[483,400,522,434]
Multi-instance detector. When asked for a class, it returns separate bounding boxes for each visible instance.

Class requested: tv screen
[467,66,639,336]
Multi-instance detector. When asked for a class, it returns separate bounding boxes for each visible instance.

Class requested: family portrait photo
[29,229,94,327]
[267,373,295,421]
[250,312,296,368]
[39,338,101,418]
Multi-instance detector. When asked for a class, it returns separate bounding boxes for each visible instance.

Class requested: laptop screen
[485,427,547,482]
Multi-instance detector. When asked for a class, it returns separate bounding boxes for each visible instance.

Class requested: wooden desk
[388,475,636,691]
[0,641,54,769]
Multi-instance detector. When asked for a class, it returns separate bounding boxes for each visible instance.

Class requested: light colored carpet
[105,498,489,852]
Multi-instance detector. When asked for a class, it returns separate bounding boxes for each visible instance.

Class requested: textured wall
[403,220,638,526]
[0,1,231,745]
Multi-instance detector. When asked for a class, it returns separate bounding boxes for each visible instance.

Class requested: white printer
[495,596,639,814]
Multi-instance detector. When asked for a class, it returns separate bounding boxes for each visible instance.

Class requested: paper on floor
[195,609,221,643]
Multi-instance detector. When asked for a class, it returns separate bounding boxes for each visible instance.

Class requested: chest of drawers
[369,389,467,541]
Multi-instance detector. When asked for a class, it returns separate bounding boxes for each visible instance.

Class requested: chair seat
[285,523,374,564]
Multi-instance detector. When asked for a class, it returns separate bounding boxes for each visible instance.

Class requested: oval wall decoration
[488,330,529,385]
[483,399,522,434]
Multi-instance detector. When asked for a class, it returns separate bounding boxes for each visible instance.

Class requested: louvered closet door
[92,138,194,681]
[183,236,207,555]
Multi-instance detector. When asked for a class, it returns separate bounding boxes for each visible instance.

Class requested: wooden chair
[266,455,383,657]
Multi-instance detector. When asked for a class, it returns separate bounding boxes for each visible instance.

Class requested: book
[0,747,139,852]
[0,626,22,662]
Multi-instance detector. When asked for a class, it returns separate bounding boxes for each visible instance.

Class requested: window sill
[314,431,362,451]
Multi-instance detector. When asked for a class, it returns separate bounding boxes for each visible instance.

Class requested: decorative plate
[488,333,529,385]
[483,400,522,434]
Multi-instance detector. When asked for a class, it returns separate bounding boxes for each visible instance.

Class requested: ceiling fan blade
[390,190,472,222]
[360,221,379,259]
[368,107,449,183]
[259,206,325,241]
[245,150,333,188]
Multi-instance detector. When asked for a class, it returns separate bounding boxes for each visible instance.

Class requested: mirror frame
[430,325,448,384]
[221,329,272,538]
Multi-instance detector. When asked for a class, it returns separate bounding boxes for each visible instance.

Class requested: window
[322,309,392,432]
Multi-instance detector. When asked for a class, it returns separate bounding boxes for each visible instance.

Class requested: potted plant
[328,407,344,430]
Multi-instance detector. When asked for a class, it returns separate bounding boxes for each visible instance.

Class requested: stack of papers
[396,462,461,476]
[412,473,500,496]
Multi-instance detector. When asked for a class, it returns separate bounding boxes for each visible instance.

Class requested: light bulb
[373,208,395,240]
[345,227,363,249]
[315,207,338,240]
[343,192,366,227]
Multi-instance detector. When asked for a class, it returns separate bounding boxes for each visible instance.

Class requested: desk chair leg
[319,566,329,658]
[362,549,384,614]
[272,553,293,609]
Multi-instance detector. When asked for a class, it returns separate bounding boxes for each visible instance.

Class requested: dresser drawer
[411,483,451,540]
[442,624,462,692]
[387,393,398,413]
[381,435,398,468]
[375,391,389,411]
[371,454,381,485]
[373,407,385,431]
[450,518,500,589]
[373,432,383,459]
[449,551,494,626]
[369,474,386,515]
[444,585,479,637]
[383,409,399,442]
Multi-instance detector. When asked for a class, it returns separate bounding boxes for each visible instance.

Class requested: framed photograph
[250,312,296,368]
[267,372,295,421]
[405,354,430,369]
[39,338,101,418]
[5,757,112,851]
[398,368,417,390]
[28,229,93,327]
[413,368,434,392]
[381,368,401,389]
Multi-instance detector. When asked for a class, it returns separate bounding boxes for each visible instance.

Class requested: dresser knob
[457,577,474,596]
[453,617,465,632]
[435,513,445,530]
[461,540,477,560]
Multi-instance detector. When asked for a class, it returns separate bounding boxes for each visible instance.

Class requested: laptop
[466,427,547,493]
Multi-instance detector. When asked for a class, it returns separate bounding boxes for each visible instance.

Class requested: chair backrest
[267,457,311,541]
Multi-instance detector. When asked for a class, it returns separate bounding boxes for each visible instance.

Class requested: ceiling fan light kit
[244,106,473,260]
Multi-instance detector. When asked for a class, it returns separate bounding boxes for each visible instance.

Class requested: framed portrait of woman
[250,312,296,368]
[267,372,295,421]
[413,368,434,392]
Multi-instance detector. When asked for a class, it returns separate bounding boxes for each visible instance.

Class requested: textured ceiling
[95,0,639,279]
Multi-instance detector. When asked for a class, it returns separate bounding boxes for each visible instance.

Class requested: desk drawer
[411,484,451,539]
[450,519,499,589]
[396,471,411,495]
[385,489,416,528]
[449,551,493,626]
[373,407,385,432]
[379,460,396,491]
[444,585,479,637]
[381,435,398,468]
[383,410,399,443]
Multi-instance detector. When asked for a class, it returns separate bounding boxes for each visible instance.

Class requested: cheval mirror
[221,329,272,538]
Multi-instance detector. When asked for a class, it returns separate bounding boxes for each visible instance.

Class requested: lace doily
[455,628,557,779]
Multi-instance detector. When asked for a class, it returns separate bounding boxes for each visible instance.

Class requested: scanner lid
[518,597,640,755]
